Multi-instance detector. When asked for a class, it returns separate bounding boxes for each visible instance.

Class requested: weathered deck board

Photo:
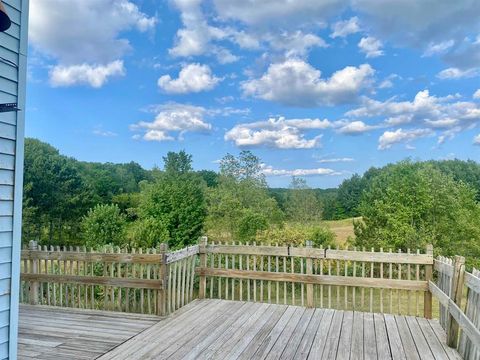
[19,299,462,360]
[18,304,160,360]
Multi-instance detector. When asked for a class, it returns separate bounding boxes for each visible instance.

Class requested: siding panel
[0,233,11,248]
[0,203,13,217]
[0,186,13,201]
[0,124,15,141]
[0,248,11,264]
[0,171,14,186]
[0,140,15,156]
[0,264,10,280]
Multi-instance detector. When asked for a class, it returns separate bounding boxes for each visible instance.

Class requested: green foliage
[337,174,365,217]
[237,210,268,242]
[206,152,283,242]
[285,177,322,224]
[128,217,169,248]
[256,224,336,247]
[136,152,207,249]
[354,161,480,267]
[82,204,126,248]
[163,150,193,175]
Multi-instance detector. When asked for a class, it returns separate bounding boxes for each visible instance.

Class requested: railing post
[28,240,39,305]
[447,255,466,348]
[306,241,314,308]
[424,244,433,319]
[198,236,208,299]
[157,243,168,316]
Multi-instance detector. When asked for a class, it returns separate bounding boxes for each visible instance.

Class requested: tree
[285,177,322,224]
[163,150,193,175]
[206,151,283,242]
[82,204,126,248]
[337,174,365,217]
[23,138,96,244]
[136,151,207,249]
[354,161,480,267]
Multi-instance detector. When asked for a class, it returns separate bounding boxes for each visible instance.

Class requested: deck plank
[18,299,462,360]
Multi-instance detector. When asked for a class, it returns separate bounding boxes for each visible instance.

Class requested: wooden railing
[196,238,434,317]
[430,256,480,359]
[20,240,197,316]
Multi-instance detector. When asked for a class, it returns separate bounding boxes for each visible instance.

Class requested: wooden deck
[19,299,462,360]
[18,305,160,359]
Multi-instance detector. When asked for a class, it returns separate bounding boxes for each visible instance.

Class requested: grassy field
[321,217,359,245]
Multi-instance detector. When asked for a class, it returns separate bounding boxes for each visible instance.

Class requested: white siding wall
[0,0,28,358]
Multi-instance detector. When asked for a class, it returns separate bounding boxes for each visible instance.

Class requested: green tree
[206,152,283,242]
[285,177,322,224]
[354,161,480,267]
[135,151,207,248]
[337,174,365,217]
[82,204,126,248]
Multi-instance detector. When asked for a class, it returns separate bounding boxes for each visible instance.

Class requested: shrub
[82,204,126,248]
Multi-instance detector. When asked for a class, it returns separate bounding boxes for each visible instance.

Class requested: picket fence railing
[430,256,480,360]
[20,240,197,315]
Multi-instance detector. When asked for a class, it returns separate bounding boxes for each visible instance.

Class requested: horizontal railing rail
[197,238,434,317]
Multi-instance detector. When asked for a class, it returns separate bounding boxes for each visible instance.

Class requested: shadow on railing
[431,256,480,359]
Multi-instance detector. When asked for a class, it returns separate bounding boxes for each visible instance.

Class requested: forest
[23,138,480,267]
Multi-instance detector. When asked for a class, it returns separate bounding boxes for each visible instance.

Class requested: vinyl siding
[0,0,28,358]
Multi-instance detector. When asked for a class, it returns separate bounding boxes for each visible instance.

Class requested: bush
[256,224,336,247]
[128,217,169,248]
[82,204,126,248]
[236,210,268,242]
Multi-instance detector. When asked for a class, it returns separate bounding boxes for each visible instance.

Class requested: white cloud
[29,0,156,64]
[213,0,347,26]
[158,63,221,94]
[347,90,480,143]
[474,134,480,145]
[49,61,126,88]
[267,31,328,58]
[169,0,238,64]
[242,59,374,107]
[336,120,378,134]
[378,74,400,89]
[358,36,384,58]
[316,157,354,163]
[225,117,332,149]
[378,128,433,150]
[261,164,341,177]
[131,103,212,141]
[330,17,361,38]
[437,67,480,79]
[423,40,455,57]
[474,89,480,99]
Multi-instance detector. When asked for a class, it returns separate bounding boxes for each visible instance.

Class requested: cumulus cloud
[347,90,480,143]
[437,67,480,80]
[474,89,480,99]
[49,61,126,88]
[158,64,221,94]
[266,31,328,58]
[242,59,374,107]
[330,17,361,38]
[358,36,384,58]
[225,117,332,149]
[423,40,455,57]
[378,128,433,150]
[261,164,341,177]
[29,0,155,64]
[169,0,237,63]
[336,120,378,134]
[131,103,212,141]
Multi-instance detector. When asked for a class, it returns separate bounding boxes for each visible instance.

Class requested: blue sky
[26,0,480,188]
